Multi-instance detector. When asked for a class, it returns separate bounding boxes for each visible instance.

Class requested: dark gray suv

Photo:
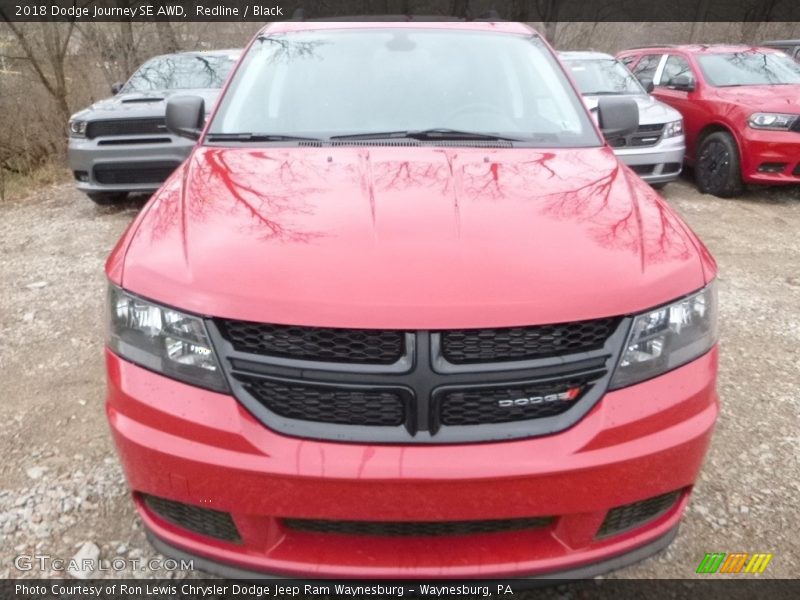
[67,49,239,204]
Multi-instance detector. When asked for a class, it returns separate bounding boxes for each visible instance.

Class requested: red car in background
[105,21,719,579]
[618,45,800,197]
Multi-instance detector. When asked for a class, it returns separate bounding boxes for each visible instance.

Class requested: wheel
[87,191,128,205]
[695,132,743,198]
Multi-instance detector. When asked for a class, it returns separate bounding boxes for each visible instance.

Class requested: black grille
[636,123,665,132]
[236,375,408,426]
[217,320,405,364]
[283,516,552,537]
[143,495,240,543]
[86,118,167,139]
[597,490,681,538]
[793,163,800,176]
[94,161,179,185]
[215,319,625,443]
[609,124,665,148]
[440,318,619,364]
[438,379,588,426]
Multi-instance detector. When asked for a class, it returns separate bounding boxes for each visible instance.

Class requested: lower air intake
[597,490,682,538]
[283,516,553,537]
[142,495,241,543]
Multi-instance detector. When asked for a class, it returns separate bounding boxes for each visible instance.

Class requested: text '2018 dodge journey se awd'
[105,21,719,579]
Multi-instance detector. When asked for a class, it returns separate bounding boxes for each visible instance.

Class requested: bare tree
[0,18,76,123]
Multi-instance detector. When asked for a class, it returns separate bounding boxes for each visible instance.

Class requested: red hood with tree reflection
[109,145,715,328]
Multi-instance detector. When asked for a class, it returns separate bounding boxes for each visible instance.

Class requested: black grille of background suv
[209,318,628,444]
[608,123,665,148]
[86,118,167,139]
[93,161,180,185]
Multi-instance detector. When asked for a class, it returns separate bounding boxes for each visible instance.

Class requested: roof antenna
[479,9,501,20]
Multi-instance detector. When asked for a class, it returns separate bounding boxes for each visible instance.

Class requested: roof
[261,20,535,36]
[621,44,784,55]
[179,49,241,57]
[558,50,615,60]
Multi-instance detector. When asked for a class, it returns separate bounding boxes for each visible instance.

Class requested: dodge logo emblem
[497,387,582,408]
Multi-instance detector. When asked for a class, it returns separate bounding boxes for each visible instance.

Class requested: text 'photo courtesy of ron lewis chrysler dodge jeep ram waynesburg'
[98,20,721,579]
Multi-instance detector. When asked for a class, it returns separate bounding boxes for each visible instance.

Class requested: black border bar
[2,0,800,22]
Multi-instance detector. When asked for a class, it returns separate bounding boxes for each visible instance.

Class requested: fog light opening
[757,162,787,174]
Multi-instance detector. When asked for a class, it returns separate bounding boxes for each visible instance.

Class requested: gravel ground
[1,177,798,579]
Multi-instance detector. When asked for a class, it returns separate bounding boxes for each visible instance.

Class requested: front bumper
[106,347,718,579]
[68,136,194,194]
[739,128,800,184]
[614,135,685,184]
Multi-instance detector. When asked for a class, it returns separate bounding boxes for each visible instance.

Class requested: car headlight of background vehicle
[663,119,683,138]
[610,282,717,389]
[68,119,87,138]
[747,113,798,130]
[107,285,227,392]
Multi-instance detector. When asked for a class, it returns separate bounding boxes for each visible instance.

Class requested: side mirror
[111,82,124,95]
[166,95,205,140]
[639,77,655,93]
[669,74,695,92]
[597,97,639,139]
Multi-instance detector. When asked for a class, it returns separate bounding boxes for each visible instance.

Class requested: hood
[582,94,682,125]
[70,88,222,121]
[118,145,708,329]
[708,84,800,112]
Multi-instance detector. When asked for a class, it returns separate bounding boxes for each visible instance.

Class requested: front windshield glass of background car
[123,54,237,92]
[565,58,645,95]
[697,51,800,86]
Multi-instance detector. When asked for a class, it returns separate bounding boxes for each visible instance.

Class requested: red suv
[105,22,719,579]
[618,44,800,197]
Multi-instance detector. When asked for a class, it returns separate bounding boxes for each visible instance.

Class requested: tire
[695,131,744,198]
[87,191,128,205]
[650,182,667,190]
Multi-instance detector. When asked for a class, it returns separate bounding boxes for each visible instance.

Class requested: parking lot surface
[0,177,798,578]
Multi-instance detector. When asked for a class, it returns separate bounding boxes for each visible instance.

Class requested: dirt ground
[0,176,798,579]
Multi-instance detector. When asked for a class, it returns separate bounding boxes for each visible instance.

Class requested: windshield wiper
[205,133,323,142]
[330,128,525,142]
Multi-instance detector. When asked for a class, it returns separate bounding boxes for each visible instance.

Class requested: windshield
[564,58,645,95]
[208,29,600,146]
[697,51,800,86]
[123,53,238,92]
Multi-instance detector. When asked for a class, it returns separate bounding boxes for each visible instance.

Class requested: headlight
[747,113,798,130]
[68,119,87,138]
[107,285,228,392]
[610,282,717,389]
[663,119,683,138]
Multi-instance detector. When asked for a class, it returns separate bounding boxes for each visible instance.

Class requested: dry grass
[0,164,71,203]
